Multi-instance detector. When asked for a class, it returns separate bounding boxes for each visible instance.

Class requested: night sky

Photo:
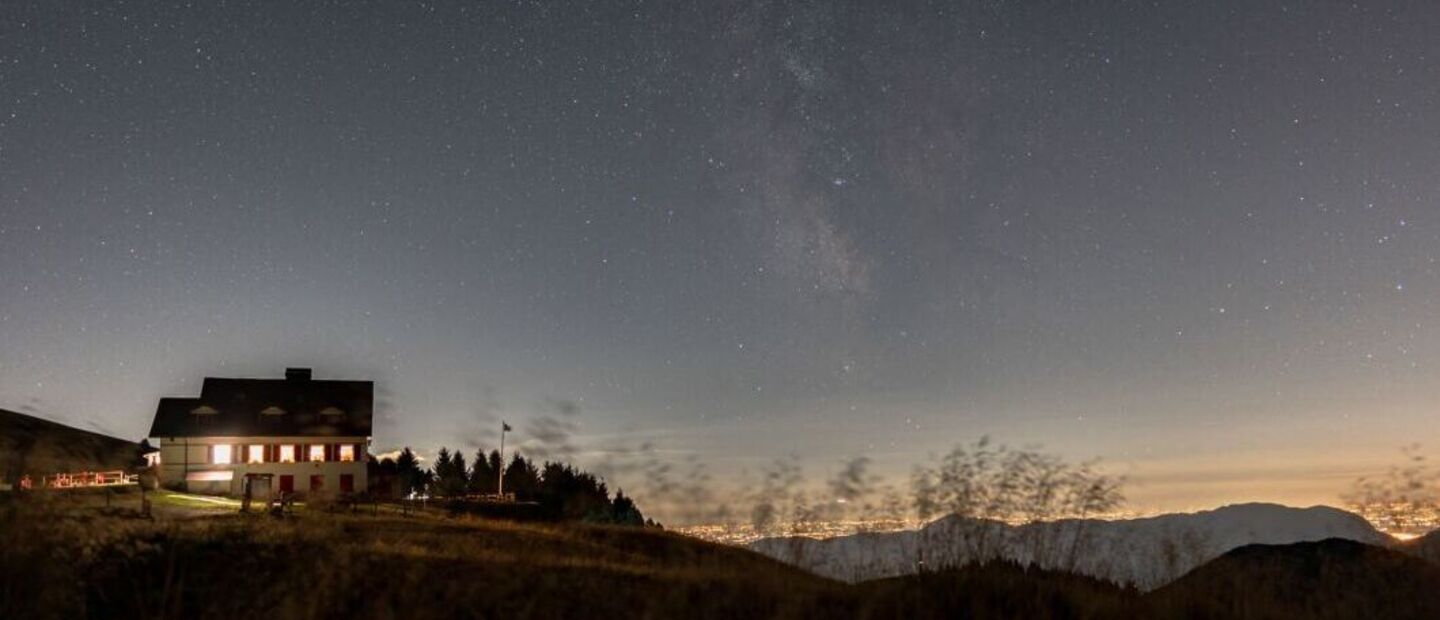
[5,2,1440,515]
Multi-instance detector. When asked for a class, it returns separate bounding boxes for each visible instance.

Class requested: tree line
[372,447,650,527]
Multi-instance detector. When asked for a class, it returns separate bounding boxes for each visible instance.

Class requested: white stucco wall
[156,436,368,498]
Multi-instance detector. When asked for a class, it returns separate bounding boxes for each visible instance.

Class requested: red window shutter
[299,444,308,462]
[325,444,335,461]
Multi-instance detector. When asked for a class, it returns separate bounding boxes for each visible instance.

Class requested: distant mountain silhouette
[0,408,145,485]
[1145,538,1440,619]
[1400,529,1440,566]
[752,503,1391,589]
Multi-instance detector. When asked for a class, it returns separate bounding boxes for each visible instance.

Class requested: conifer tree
[433,447,452,479]
[395,447,428,496]
[610,491,645,526]
[448,450,468,496]
[469,449,495,494]
[503,454,540,499]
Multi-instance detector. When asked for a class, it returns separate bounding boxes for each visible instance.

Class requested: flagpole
[497,421,507,498]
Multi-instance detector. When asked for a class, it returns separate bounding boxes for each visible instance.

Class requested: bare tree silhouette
[910,437,1124,571]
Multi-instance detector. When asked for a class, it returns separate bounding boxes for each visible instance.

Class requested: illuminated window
[338,445,356,462]
[279,445,296,463]
[309,444,326,462]
[212,444,232,464]
[247,445,264,464]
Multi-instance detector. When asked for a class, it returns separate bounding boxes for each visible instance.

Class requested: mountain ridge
[750,502,1392,590]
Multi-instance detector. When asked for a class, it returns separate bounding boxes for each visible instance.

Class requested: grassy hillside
[0,495,849,620]
[853,564,1137,619]
[0,408,144,485]
[4,494,1440,620]
[1,492,1140,619]
[1145,538,1440,619]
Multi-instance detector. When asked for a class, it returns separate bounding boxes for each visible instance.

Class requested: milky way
[4,2,1440,513]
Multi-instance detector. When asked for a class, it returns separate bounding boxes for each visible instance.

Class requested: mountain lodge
[147,368,372,499]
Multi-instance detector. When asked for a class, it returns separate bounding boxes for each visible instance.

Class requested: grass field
[4,490,1437,619]
[1,490,853,619]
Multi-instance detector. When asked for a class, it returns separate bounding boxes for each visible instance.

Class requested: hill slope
[1145,538,1440,619]
[1399,528,1440,565]
[1,510,852,620]
[3,504,1435,620]
[0,408,145,485]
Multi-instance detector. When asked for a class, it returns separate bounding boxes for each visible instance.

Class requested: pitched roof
[148,370,373,438]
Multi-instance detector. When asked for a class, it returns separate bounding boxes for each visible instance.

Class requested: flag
[502,422,512,432]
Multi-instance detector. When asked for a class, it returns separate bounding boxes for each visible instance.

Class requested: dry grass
[0,493,850,619]
[0,493,1141,620]
[6,493,1437,619]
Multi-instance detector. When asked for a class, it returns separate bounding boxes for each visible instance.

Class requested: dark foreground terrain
[3,493,1439,619]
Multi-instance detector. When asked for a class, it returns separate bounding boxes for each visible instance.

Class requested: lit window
[338,445,355,462]
[247,445,264,464]
[279,445,296,463]
[212,444,232,464]
[309,444,326,462]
